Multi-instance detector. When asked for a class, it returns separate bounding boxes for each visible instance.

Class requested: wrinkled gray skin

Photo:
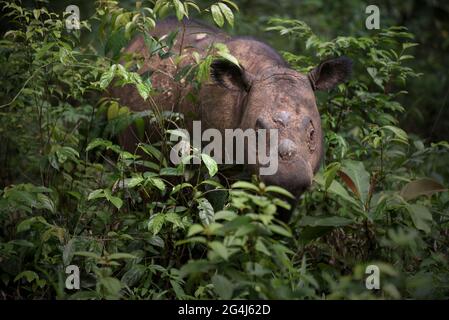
[110,17,352,206]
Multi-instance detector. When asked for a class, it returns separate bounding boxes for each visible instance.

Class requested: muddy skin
[108,17,352,220]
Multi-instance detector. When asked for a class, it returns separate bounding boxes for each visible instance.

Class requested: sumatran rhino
[109,17,352,207]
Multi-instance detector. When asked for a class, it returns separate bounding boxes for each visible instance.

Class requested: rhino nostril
[279,138,297,160]
[255,117,270,130]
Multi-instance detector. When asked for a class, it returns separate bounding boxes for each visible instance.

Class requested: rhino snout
[261,156,313,198]
[279,138,297,160]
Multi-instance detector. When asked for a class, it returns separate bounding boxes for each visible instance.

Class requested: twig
[0,61,53,109]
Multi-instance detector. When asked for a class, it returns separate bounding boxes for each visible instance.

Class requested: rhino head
[210,55,352,200]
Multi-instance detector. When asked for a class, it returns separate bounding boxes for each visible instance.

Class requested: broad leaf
[406,204,433,234]
[212,274,233,299]
[201,153,218,177]
[148,213,165,235]
[400,178,446,201]
[339,160,370,205]
[211,4,224,27]
[198,198,215,225]
[209,241,229,260]
[299,215,353,227]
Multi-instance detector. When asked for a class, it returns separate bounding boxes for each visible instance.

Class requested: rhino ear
[210,60,252,91]
[308,56,352,91]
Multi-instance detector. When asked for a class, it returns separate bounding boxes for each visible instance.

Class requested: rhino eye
[307,122,316,152]
[309,128,315,141]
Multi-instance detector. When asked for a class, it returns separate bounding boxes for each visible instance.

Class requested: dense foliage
[0,0,448,299]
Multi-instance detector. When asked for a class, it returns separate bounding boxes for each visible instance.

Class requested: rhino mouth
[259,156,314,198]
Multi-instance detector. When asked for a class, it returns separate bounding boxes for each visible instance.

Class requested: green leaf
[201,153,218,177]
[314,173,359,206]
[14,271,39,283]
[402,42,419,50]
[165,212,183,228]
[214,210,237,221]
[217,51,240,67]
[265,185,294,199]
[400,178,446,201]
[268,224,292,237]
[383,125,409,144]
[211,4,224,27]
[160,167,183,176]
[185,1,201,13]
[148,213,165,235]
[36,193,55,213]
[36,42,55,59]
[17,217,47,233]
[179,260,214,278]
[197,56,213,82]
[136,81,152,100]
[56,146,79,163]
[9,240,34,248]
[99,65,117,89]
[198,198,214,225]
[33,9,40,20]
[200,179,224,188]
[107,102,120,120]
[175,236,207,246]
[121,265,145,287]
[299,216,353,227]
[209,241,229,260]
[149,235,165,248]
[187,224,204,237]
[324,162,341,190]
[218,2,234,27]
[221,0,239,11]
[124,176,144,188]
[171,182,193,194]
[139,143,164,161]
[74,251,101,260]
[86,138,113,152]
[134,117,145,141]
[103,189,123,209]
[88,189,105,200]
[406,204,433,234]
[255,238,271,256]
[170,279,186,298]
[148,177,166,191]
[339,160,370,205]
[100,277,122,298]
[367,67,384,89]
[108,253,137,260]
[212,274,233,299]
[231,181,259,192]
[173,0,186,20]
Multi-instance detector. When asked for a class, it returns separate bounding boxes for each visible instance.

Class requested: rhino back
[109,18,227,111]
[108,18,287,151]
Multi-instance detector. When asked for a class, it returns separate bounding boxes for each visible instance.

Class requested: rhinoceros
[109,17,352,207]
